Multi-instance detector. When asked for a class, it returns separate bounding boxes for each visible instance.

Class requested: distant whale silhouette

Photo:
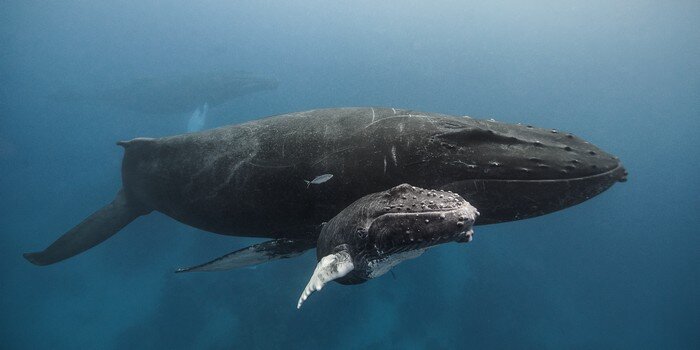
[57,71,278,115]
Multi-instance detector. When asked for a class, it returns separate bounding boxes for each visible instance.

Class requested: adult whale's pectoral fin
[297,250,354,309]
[175,238,316,273]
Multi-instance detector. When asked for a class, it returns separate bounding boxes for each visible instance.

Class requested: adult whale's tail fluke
[23,190,149,266]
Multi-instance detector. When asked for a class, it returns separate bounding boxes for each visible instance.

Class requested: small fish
[304,174,333,188]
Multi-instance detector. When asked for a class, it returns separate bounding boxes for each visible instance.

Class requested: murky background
[1,1,698,348]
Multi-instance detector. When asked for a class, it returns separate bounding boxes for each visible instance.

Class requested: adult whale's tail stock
[23,189,150,266]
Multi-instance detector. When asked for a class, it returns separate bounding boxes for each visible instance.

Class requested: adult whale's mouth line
[449,164,628,184]
[377,210,460,216]
[438,164,626,225]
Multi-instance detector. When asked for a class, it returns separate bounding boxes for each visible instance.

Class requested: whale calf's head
[319,184,478,284]
[297,184,478,308]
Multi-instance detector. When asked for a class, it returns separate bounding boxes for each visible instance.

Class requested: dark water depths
[1,1,698,349]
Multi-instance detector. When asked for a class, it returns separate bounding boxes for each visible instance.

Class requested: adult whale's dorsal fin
[175,238,316,273]
[297,250,354,309]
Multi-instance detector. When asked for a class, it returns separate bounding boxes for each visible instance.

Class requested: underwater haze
[1,1,699,349]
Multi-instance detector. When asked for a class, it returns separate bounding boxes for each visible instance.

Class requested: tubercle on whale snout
[372,205,478,248]
[377,186,478,242]
[378,184,480,216]
[370,209,477,254]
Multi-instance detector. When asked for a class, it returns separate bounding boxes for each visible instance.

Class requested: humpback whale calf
[24,108,627,282]
[297,184,479,308]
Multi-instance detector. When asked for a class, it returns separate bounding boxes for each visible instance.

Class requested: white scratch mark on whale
[204,152,257,200]
[390,145,398,166]
[311,146,355,166]
[363,114,428,129]
[248,161,294,169]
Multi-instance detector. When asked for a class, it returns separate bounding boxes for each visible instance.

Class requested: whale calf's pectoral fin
[297,250,354,309]
[175,238,316,273]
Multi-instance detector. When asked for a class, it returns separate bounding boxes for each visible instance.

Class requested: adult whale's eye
[356,227,368,239]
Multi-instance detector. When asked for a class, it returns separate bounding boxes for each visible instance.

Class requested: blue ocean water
[1,1,698,349]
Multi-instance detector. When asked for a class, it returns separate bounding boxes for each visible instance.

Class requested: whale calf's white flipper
[297,250,354,309]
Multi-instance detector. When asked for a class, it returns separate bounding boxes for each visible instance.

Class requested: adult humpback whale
[24,107,627,270]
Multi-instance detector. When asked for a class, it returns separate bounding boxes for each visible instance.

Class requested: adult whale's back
[25,107,627,266]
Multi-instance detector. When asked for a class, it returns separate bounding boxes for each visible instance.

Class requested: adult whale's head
[360,111,628,225]
[297,184,478,308]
